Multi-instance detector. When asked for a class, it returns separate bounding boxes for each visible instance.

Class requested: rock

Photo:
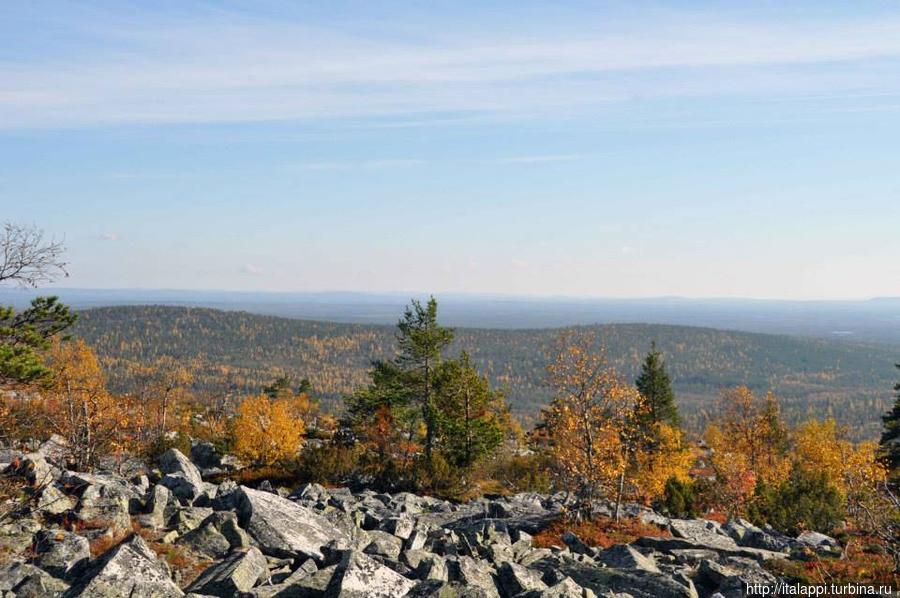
[33,529,91,579]
[177,521,231,559]
[497,561,547,596]
[6,452,54,486]
[597,544,661,573]
[0,562,68,595]
[65,533,184,597]
[694,559,744,598]
[365,530,404,561]
[159,448,205,503]
[75,483,132,532]
[795,531,838,550]
[0,518,42,553]
[11,569,70,597]
[517,577,588,598]
[668,519,736,551]
[39,434,70,468]
[382,517,415,541]
[235,485,348,560]
[38,484,76,515]
[635,536,786,563]
[325,550,416,598]
[560,531,594,556]
[416,554,448,583]
[451,557,499,598]
[141,484,172,529]
[189,441,221,470]
[529,553,697,598]
[187,547,268,596]
[406,529,428,551]
[170,506,214,534]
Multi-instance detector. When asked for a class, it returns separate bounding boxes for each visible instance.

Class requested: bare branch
[0,222,68,287]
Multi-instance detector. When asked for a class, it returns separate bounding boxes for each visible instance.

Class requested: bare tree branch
[0,222,68,287]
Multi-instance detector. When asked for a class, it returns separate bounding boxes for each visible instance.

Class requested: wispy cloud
[303,159,425,171]
[99,232,119,241]
[241,264,264,276]
[3,6,900,129]
[494,154,582,164]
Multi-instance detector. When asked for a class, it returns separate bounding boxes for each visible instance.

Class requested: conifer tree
[878,363,900,480]
[634,342,681,429]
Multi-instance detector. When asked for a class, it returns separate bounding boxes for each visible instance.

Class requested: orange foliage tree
[40,339,128,471]
[232,394,305,466]
[704,386,791,516]
[542,332,648,520]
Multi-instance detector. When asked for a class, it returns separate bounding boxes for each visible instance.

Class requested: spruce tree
[635,342,681,429]
[878,363,900,480]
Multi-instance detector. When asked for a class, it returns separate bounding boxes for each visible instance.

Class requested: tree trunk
[614,466,626,522]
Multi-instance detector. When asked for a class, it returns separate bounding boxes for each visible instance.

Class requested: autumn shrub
[233,394,304,466]
[413,452,464,500]
[144,430,192,462]
[477,451,553,495]
[533,515,670,550]
[294,442,362,486]
[767,534,899,589]
[749,465,844,536]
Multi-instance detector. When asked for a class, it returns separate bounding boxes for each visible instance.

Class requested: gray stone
[497,561,547,596]
[0,518,41,553]
[6,452,54,487]
[187,547,268,597]
[382,517,415,541]
[170,506,214,535]
[75,483,131,532]
[451,557,499,598]
[159,448,205,502]
[795,531,838,550]
[177,521,231,559]
[38,484,76,515]
[365,530,404,561]
[33,529,91,579]
[517,577,587,598]
[325,550,416,598]
[142,484,172,529]
[65,533,184,597]
[235,485,348,560]
[597,544,660,573]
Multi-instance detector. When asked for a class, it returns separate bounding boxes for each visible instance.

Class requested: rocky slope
[0,439,839,597]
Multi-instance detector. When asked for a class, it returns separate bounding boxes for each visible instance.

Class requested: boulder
[186,547,268,597]
[6,452,54,487]
[75,483,131,532]
[38,484,76,515]
[325,550,416,598]
[65,533,184,597]
[235,485,348,560]
[597,544,661,573]
[364,530,404,561]
[33,529,91,579]
[141,484,172,529]
[159,448,205,502]
[497,561,547,596]
[450,557,499,598]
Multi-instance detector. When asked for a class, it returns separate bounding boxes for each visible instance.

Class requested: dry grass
[533,515,670,550]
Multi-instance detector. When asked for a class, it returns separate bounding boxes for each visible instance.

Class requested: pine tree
[433,352,506,468]
[634,342,681,429]
[394,297,454,462]
[878,363,900,480]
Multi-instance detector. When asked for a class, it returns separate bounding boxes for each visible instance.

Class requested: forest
[73,304,897,439]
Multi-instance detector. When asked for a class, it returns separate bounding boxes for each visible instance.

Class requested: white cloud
[494,154,582,164]
[241,264,264,276]
[4,8,900,129]
[99,232,119,241]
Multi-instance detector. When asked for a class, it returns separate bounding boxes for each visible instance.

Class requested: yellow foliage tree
[41,340,127,471]
[793,418,886,511]
[233,394,305,466]
[542,332,648,520]
[634,422,693,503]
[704,386,791,515]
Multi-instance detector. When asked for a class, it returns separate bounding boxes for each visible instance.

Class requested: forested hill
[73,305,898,439]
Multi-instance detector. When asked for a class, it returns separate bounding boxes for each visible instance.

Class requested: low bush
[749,465,843,536]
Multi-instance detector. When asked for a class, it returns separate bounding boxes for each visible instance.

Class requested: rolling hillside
[73,305,898,439]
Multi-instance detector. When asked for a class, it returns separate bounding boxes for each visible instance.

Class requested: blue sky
[1,1,899,299]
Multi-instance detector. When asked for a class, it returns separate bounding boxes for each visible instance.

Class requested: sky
[1,1,899,300]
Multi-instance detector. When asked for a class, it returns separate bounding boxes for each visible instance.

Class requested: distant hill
[4,288,899,344]
[73,305,899,440]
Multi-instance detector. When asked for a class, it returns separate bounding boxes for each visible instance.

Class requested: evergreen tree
[433,351,506,468]
[878,363,900,480]
[394,297,454,461]
[0,296,76,386]
[634,342,681,429]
